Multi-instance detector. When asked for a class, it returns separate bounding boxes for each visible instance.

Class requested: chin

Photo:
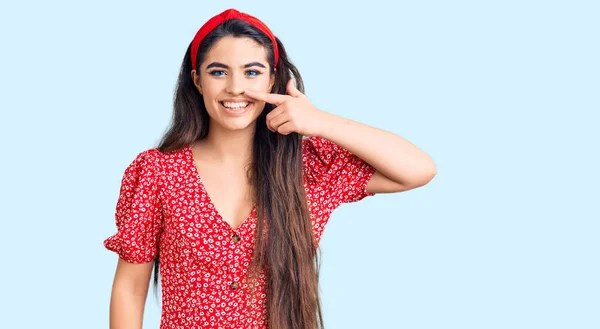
[219,117,257,131]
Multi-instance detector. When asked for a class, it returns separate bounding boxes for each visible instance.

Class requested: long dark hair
[155,19,324,329]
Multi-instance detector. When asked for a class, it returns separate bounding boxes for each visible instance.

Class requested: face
[192,36,275,132]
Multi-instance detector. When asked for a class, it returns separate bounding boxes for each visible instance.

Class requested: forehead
[203,36,269,67]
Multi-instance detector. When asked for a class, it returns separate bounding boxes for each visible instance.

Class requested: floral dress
[104,136,376,329]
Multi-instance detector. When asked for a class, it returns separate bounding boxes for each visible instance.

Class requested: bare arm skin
[109,258,154,329]
[317,112,437,194]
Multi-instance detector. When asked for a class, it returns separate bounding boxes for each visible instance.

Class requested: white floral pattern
[104,136,375,329]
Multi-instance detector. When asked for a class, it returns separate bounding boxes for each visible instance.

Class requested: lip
[219,100,252,116]
[220,98,253,103]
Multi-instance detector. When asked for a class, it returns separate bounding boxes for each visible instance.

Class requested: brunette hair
[155,19,324,329]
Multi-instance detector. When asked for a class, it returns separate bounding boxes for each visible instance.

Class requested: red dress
[104,136,376,329]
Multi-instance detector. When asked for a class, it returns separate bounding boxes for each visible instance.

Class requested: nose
[225,72,246,95]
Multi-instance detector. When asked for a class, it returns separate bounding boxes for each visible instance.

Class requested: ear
[268,71,275,92]
[191,69,203,94]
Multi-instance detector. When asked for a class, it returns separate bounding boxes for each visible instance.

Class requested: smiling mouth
[220,101,252,110]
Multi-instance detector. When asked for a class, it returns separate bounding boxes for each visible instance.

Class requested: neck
[197,122,255,165]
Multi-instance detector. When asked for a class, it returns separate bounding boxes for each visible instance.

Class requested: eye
[209,70,226,77]
[246,70,262,77]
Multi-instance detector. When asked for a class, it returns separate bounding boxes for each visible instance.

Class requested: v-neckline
[185,144,256,232]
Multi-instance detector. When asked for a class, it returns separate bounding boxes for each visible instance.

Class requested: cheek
[203,83,221,97]
[250,101,268,117]
[251,75,273,90]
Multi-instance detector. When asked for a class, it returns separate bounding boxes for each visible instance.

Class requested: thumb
[286,78,303,97]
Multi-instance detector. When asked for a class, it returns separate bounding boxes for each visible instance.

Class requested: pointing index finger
[244,89,288,106]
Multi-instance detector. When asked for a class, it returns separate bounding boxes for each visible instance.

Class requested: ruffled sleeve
[103,149,163,263]
[302,136,376,204]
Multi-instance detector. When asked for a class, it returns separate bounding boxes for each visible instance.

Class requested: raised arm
[244,79,437,194]
[316,113,436,194]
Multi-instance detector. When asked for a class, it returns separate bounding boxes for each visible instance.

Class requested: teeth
[222,101,249,109]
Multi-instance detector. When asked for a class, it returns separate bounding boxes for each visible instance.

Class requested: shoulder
[302,136,333,152]
[130,147,164,169]
[126,146,186,178]
[301,136,323,167]
[139,145,195,178]
[301,136,335,163]
[301,135,352,166]
[301,136,340,183]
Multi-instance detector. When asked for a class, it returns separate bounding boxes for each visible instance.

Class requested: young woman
[104,8,436,329]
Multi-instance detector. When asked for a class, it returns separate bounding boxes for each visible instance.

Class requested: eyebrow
[205,61,267,70]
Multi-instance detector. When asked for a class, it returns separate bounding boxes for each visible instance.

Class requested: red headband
[190,8,279,71]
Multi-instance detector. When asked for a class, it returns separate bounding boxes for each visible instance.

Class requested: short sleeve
[103,150,163,263]
[302,136,376,204]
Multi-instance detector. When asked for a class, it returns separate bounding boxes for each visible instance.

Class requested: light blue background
[1,0,598,328]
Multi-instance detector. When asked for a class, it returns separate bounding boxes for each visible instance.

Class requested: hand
[244,79,328,136]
